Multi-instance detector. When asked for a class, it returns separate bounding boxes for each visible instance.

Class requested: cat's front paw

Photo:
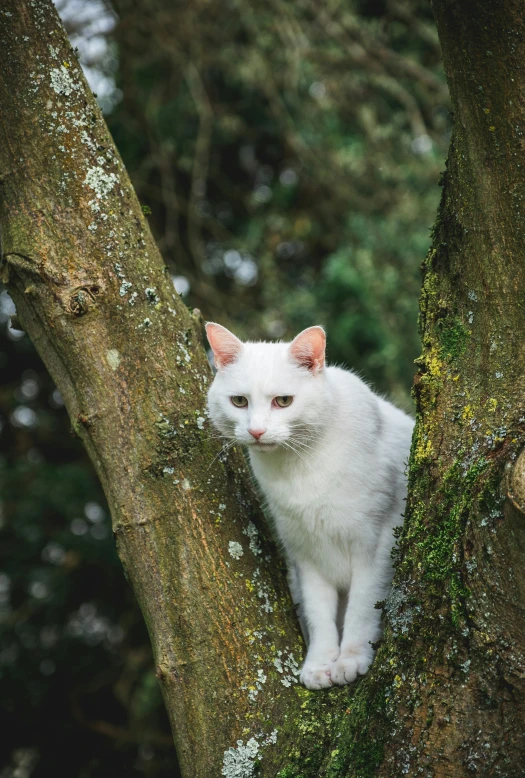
[330,645,373,686]
[300,660,335,690]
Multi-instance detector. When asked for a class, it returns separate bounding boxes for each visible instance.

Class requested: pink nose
[249,429,266,441]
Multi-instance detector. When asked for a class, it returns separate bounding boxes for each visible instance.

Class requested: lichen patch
[106,349,121,371]
[221,738,259,778]
[50,65,79,96]
[243,522,262,556]
[228,541,244,560]
[84,166,118,199]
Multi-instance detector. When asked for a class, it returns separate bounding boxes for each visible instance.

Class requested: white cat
[206,323,414,690]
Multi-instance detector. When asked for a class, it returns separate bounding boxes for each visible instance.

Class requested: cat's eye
[273,396,294,408]
[231,395,248,408]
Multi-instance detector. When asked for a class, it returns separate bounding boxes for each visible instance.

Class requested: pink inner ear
[289,326,326,372]
[205,322,243,369]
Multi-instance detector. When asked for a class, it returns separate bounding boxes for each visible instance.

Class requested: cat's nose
[249,428,266,440]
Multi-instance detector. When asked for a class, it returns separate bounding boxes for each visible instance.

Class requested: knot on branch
[68,285,100,316]
[508,448,525,515]
[156,662,181,683]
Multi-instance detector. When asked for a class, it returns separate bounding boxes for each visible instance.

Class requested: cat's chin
[248,441,278,452]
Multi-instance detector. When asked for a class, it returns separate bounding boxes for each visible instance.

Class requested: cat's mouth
[250,440,278,450]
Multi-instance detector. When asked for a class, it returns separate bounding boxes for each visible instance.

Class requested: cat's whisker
[206,439,236,471]
[285,433,330,458]
[208,431,233,443]
[289,439,330,460]
[286,428,326,448]
[291,433,328,450]
[280,439,316,471]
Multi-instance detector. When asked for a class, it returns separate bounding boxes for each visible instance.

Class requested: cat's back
[324,365,386,439]
[324,365,414,483]
[326,364,413,432]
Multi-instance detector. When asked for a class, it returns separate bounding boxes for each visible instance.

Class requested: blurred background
[0,1,449,775]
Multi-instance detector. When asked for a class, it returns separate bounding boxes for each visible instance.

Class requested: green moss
[398,452,503,646]
[273,667,393,778]
[418,263,440,338]
[420,458,487,577]
[437,317,469,361]
[407,457,487,576]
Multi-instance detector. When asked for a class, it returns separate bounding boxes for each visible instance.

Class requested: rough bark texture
[2,1,525,776]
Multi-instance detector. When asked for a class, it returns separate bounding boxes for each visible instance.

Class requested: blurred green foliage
[0,305,178,776]
[110,0,449,403]
[1,0,448,774]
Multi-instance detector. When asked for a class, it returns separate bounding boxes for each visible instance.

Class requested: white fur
[206,328,414,690]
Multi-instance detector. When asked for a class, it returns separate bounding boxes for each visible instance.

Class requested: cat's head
[205,323,330,452]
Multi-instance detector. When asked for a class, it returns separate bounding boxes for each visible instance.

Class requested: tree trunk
[1,1,525,776]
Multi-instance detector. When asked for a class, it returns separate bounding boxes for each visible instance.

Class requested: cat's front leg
[296,562,340,690]
[330,558,386,685]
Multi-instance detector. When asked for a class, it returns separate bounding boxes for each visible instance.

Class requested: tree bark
[2,1,525,776]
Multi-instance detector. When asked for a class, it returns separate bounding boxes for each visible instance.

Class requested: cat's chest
[250,454,356,531]
[252,455,325,500]
[249,451,378,581]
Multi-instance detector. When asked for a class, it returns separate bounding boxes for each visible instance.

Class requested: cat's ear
[289,326,326,373]
[205,322,243,370]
